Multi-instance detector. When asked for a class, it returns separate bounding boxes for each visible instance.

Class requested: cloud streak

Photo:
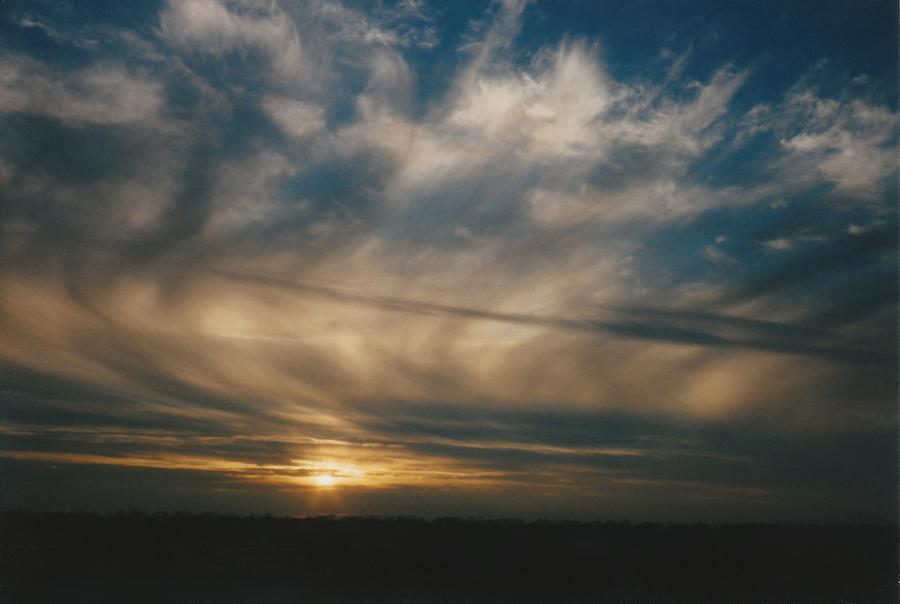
[203,265,891,365]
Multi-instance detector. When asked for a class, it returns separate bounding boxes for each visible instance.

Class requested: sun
[311,474,337,487]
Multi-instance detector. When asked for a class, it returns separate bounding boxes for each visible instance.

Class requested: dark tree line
[1,510,895,603]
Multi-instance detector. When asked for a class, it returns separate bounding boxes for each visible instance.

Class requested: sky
[0,0,896,523]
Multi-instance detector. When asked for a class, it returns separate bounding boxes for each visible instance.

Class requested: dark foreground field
[1,511,895,603]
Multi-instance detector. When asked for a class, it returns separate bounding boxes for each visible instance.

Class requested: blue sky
[0,0,896,522]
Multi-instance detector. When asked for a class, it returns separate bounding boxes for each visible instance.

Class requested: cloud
[0,56,162,125]
[15,14,101,49]
[262,96,325,139]
[197,266,889,365]
[0,0,895,522]
[702,244,737,266]
[738,87,897,201]
[762,238,792,251]
[336,39,749,238]
[159,0,308,81]
[463,0,531,74]
[449,42,615,157]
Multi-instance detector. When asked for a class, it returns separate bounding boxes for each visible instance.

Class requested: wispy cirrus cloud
[0,0,895,522]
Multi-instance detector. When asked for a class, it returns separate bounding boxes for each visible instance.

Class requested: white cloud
[0,56,162,124]
[17,14,100,48]
[160,0,307,80]
[336,34,749,231]
[702,245,737,266]
[449,42,616,158]
[463,0,531,74]
[739,86,897,201]
[762,238,793,251]
[262,96,325,139]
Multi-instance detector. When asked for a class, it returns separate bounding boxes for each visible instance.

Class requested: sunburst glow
[311,474,338,488]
